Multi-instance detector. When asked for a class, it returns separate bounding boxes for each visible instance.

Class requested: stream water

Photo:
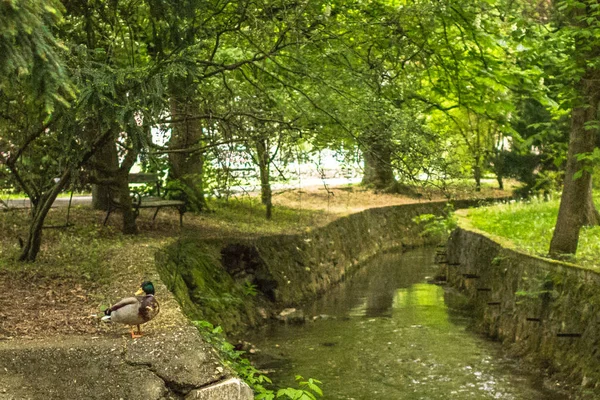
[246,247,566,400]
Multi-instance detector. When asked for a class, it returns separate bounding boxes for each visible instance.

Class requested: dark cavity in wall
[221,244,278,301]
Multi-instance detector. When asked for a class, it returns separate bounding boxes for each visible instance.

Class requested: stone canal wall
[445,227,600,395]
[156,199,494,334]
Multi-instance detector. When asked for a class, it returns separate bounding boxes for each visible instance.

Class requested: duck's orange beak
[135,288,144,296]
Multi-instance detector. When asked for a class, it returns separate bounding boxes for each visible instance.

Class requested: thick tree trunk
[583,179,600,225]
[361,131,397,191]
[114,173,138,234]
[86,123,138,234]
[91,140,119,210]
[549,73,600,256]
[115,135,140,235]
[168,84,207,211]
[92,185,111,210]
[256,138,272,220]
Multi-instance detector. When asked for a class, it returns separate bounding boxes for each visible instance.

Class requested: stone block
[185,378,253,400]
[276,308,305,324]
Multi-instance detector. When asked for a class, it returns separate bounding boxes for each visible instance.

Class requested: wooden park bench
[103,173,188,227]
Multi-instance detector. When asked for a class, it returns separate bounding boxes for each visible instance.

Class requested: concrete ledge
[186,378,253,400]
[0,327,234,399]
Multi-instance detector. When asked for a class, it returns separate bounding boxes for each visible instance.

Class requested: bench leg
[103,208,112,226]
[178,207,184,227]
[152,208,160,225]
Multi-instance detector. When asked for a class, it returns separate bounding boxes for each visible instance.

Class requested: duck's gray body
[103,295,160,326]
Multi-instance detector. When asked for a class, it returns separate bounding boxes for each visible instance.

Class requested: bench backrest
[129,173,160,184]
[129,173,162,196]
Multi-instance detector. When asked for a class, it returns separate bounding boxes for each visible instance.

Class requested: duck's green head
[135,281,155,296]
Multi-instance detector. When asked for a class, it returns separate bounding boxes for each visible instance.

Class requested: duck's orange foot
[130,327,143,339]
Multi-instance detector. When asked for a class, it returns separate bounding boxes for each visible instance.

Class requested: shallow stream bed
[246,247,566,399]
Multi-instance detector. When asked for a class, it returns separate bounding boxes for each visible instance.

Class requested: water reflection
[247,248,564,400]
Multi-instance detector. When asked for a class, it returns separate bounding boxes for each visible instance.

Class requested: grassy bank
[462,194,600,270]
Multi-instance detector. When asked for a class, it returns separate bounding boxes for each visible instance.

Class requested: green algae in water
[247,248,565,400]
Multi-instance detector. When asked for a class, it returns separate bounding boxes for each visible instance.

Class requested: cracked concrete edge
[125,359,230,399]
[185,377,253,400]
[0,324,249,399]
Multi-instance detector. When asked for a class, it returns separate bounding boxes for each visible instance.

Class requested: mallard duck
[101,281,160,338]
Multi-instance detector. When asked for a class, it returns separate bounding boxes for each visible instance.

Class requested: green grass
[464,194,600,270]
[0,207,151,284]
[0,196,325,282]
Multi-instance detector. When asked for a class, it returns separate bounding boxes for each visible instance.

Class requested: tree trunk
[583,179,600,225]
[86,123,138,234]
[20,208,46,262]
[256,138,272,220]
[115,133,140,234]
[168,83,207,211]
[549,72,600,256]
[473,155,482,192]
[490,150,505,190]
[474,165,482,192]
[91,140,119,210]
[14,123,114,261]
[92,184,111,210]
[19,170,71,262]
[361,130,397,191]
[114,172,138,234]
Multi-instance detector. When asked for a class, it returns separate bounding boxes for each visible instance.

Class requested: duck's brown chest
[139,295,160,322]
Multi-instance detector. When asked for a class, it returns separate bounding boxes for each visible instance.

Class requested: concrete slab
[0,327,237,400]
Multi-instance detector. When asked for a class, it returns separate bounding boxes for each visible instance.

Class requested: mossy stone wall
[156,199,492,334]
[446,228,600,396]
